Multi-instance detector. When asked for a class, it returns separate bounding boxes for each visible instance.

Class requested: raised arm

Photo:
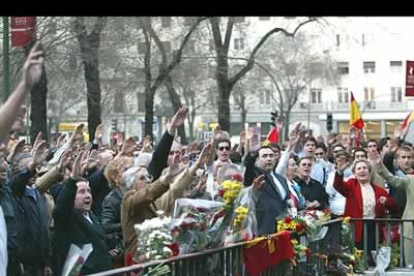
[0,42,44,143]
[332,155,351,197]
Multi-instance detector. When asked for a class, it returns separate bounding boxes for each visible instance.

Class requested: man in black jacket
[244,146,291,235]
[53,151,114,275]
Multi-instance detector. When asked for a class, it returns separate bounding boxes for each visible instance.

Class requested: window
[259,17,270,21]
[390,61,402,74]
[259,90,271,105]
[364,87,375,100]
[209,39,215,52]
[138,42,147,54]
[311,89,322,104]
[285,63,297,76]
[69,54,77,70]
[265,89,271,104]
[362,33,374,46]
[233,17,245,23]
[391,87,403,102]
[234,38,245,50]
[184,17,196,26]
[363,61,376,74]
[162,41,171,53]
[114,91,124,113]
[137,93,145,112]
[185,40,195,54]
[337,62,349,74]
[161,17,171,28]
[337,87,349,103]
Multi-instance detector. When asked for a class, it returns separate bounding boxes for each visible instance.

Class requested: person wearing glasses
[213,139,234,177]
[294,156,329,211]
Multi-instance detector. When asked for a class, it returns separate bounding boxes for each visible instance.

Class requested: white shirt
[0,206,7,276]
[271,172,287,200]
[84,213,93,224]
[326,170,349,216]
[361,183,376,219]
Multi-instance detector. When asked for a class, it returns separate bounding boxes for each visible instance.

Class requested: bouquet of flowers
[291,238,311,265]
[61,244,93,276]
[299,209,331,241]
[217,175,243,208]
[171,198,225,254]
[277,215,307,236]
[134,215,175,262]
[224,187,258,244]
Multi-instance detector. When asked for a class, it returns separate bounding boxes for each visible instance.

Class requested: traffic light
[111,118,118,132]
[270,111,278,126]
[326,112,333,132]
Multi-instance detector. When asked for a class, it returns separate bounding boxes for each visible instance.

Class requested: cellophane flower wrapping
[299,209,331,241]
[134,216,174,262]
[61,244,93,276]
[224,186,258,244]
[170,198,225,254]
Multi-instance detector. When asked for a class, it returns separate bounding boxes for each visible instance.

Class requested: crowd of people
[0,42,414,276]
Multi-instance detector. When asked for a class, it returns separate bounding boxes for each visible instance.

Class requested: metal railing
[350,218,414,270]
[88,219,343,276]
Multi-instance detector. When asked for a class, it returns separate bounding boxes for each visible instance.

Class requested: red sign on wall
[406,61,414,96]
[11,17,36,47]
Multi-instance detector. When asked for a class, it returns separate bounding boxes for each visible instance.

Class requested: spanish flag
[263,126,279,146]
[350,92,365,129]
[401,111,414,131]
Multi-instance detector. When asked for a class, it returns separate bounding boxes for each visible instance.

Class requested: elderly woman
[101,156,133,266]
[334,158,397,265]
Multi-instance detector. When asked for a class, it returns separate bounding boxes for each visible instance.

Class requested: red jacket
[333,173,397,242]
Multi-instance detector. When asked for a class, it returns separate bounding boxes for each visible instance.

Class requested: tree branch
[229,17,317,86]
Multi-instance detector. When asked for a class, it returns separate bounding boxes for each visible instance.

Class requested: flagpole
[3,16,10,102]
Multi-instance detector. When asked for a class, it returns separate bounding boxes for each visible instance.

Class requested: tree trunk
[283,108,292,144]
[30,65,48,143]
[74,17,106,142]
[164,75,187,144]
[83,55,101,142]
[240,92,247,126]
[144,89,155,140]
[24,42,48,143]
[216,56,232,131]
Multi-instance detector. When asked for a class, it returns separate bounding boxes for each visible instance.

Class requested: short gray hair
[122,166,142,190]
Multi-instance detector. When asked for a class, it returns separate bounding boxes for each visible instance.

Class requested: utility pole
[3,16,10,103]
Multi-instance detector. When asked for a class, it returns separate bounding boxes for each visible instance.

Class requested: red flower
[232,174,243,182]
[218,189,225,197]
[242,232,251,241]
[284,216,292,224]
[166,242,180,256]
[295,223,306,233]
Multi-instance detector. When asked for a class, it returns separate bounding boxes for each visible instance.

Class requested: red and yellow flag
[350,92,364,130]
[401,111,414,131]
[262,126,279,146]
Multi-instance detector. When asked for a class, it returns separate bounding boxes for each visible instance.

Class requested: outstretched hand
[23,42,45,89]
[252,174,265,192]
[369,150,382,166]
[169,107,189,134]
[69,124,84,146]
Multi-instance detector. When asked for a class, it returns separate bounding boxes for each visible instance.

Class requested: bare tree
[73,17,107,142]
[257,32,338,140]
[137,17,207,141]
[209,17,316,132]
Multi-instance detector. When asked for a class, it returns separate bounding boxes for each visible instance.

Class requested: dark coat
[101,187,124,250]
[53,178,112,275]
[10,168,51,266]
[294,176,329,210]
[244,153,291,235]
[148,130,175,181]
[88,167,111,220]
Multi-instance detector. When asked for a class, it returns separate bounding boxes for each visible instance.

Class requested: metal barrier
[350,218,414,270]
[88,219,343,276]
